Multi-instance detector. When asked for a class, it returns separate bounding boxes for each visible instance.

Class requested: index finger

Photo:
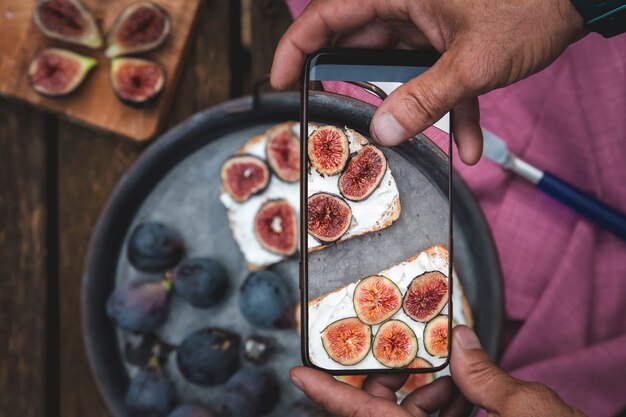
[270,0,378,89]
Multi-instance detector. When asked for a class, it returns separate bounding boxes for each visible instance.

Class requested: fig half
[321,317,371,366]
[29,48,96,97]
[33,0,103,49]
[424,315,449,357]
[110,57,165,106]
[402,271,448,322]
[339,145,387,201]
[373,320,418,368]
[308,125,349,176]
[266,125,300,183]
[399,358,435,394]
[105,1,171,58]
[254,199,298,256]
[307,192,352,244]
[353,275,402,325]
[221,155,270,203]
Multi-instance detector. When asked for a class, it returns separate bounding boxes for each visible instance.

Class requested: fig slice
[321,317,372,366]
[399,358,435,394]
[353,275,402,325]
[424,315,449,357]
[221,155,270,203]
[105,1,171,58]
[254,199,298,256]
[402,271,448,322]
[373,320,418,368]
[308,125,349,176]
[28,48,96,97]
[110,57,165,106]
[339,145,387,201]
[307,192,352,244]
[33,0,103,49]
[266,125,300,183]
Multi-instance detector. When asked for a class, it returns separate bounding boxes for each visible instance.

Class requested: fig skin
[353,275,402,325]
[372,320,418,368]
[28,48,96,97]
[307,192,352,244]
[308,125,349,176]
[221,154,271,203]
[105,1,171,58]
[339,145,387,202]
[254,199,298,256]
[424,315,449,357]
[402,271,449,323]
[110,57,165,107]
[266,125,300,182]
[321,317,372,366]
[33,0,103,49]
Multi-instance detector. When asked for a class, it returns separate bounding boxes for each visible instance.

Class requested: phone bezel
[300,48,453,375]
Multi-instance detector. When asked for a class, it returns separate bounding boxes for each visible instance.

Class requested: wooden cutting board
[0,0,201,141]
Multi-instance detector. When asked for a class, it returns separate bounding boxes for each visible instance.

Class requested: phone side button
[299,260,303,290]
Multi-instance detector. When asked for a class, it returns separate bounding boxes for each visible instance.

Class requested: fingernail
[290,372,304,391]
[455,326,482,350]
[371,113,407,146]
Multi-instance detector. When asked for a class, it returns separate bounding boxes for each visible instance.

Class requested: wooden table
[0,1,293,416]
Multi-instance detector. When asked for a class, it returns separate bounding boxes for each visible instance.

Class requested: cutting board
[0,0,201,141]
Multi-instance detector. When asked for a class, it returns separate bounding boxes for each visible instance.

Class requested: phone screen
[301,50,452,374]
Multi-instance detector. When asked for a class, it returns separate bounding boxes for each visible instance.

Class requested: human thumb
[450,325,520,413]
[370,51,469,147]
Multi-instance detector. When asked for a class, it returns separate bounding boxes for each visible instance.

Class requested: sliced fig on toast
[221,155,270,202]
[254,199,298,256]
[373,320,418,368]
[266,125,300,183]
[339,145,387,201]
[402,271,448,322]
[307,192,352,244]
[308,125,349,176]
[353,275,402,325]
[424,315,449,357]
[321,317,371,365]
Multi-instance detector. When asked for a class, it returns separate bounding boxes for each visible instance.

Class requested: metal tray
[82,91,503,417]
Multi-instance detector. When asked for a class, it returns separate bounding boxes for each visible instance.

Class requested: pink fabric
[287,1,626,415]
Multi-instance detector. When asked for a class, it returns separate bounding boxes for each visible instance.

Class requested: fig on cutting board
[110,57,165,106]
[373,320,418,368]
[402,271,448,322]
[221,155,270,202]
[33,0,103,49]
[105,1,171,58]
[339,145,387,201]
[424,315,449,357]
[254,199,298,256]
[307,192,352,244]
[353,275,402,325]
[28,48,96,97]
[399,358,435,394]
[266,125,300,182]
[308,125,349,176]
[321,317,371,366]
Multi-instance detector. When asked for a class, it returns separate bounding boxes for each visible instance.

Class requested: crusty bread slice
[221,122,402,270]
[296,245,474,335]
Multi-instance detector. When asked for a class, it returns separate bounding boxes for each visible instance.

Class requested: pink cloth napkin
[287,1,626,415]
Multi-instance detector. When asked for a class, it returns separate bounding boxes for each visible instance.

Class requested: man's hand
[271,0,587,164]
[290,326,586,416]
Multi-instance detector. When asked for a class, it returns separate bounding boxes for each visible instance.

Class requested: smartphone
[300,49,453,375]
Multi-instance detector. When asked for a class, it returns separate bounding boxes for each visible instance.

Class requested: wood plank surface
[57,1,232,416]
[0,98,48,417]
[0,0,201,141]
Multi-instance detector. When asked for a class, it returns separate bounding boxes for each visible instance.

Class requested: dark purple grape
[284,399,332,417]
[107,281,171,333]
[167,404,214,417]
[171,258,228,308]
[126,364,175,417]
[239,271,294,329]
[176,328,240,386]
[216,368,279,417]
[128,222,185,272]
